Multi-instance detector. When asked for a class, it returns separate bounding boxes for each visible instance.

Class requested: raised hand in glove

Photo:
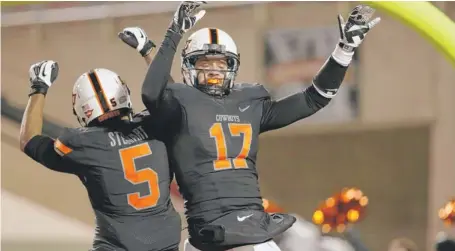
[118,27,156,57]
[169,1,206,35]
[337,5,381,52]
[28,60,59,97]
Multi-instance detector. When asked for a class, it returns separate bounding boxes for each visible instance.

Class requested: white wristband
[331,45,355,67]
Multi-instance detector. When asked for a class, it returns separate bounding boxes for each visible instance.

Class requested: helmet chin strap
[123,111,134,122]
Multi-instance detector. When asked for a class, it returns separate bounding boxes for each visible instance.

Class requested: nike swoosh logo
[237,214,253,222]
[39,61,46,77]
[239,105,250,112]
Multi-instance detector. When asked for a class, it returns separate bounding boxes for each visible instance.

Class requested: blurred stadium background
[1,1,454,251]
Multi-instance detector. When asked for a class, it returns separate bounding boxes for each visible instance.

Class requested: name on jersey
[108,126,149,147]
[216,114,240,123]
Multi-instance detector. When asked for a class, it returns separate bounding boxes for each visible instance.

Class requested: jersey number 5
[209,123,252,170]
[119,143,160,210]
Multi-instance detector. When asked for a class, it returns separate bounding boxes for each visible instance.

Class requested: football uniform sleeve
[141,29,182,121]
[53,133,74,158]
[24,135,78,174]
[133,110,169,142]
[260,55,348,133]
[260,86,330,133]
[312,53,349,99]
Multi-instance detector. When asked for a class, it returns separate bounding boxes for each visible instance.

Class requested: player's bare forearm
[141,29,182,113]
[19,94,46,151]
[143,49,156,66]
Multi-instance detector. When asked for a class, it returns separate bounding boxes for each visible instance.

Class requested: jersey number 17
[209,122,253,170]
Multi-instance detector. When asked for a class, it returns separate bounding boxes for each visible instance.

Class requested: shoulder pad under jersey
[230,83,271,101]
[233,82,262,89]
[166,82,191,92]
[132,109,156,129]
[133,109,151,120]
[165,82,202,102]
[54,126,104,157]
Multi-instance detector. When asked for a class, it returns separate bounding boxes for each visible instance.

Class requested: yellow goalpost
[364,1,455,66]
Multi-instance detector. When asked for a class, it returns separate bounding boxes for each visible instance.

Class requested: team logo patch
[119,95,127,105]
[84,109,94,118]
[82,104,94,118]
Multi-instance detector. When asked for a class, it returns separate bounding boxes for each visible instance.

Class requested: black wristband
[29,81,49,97]
[140,40,156,57]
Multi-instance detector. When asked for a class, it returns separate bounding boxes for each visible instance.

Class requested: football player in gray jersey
[119,2,380,250]
[20,61,181,251]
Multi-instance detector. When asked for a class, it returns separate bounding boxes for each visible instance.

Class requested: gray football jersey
[163,83,271,223]
[56,118,181,251]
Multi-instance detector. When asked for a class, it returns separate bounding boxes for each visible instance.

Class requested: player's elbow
[141,93,159,112]
[141,81,158,103]
[305,86,331,110]
[19,130,28,152]
[19,131,39,153]
[19,137,30,152]
[313,96,331,110]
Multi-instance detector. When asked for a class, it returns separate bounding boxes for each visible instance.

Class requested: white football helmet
[72,68,132,126]
[181,27,240,96]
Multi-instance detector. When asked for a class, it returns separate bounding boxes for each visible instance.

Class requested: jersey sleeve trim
[54,139,73,156]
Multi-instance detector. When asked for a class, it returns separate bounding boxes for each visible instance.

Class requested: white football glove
[337,5,381,52]
[118,27,156,57]
[28,60,59,96]
[169,1,206,35]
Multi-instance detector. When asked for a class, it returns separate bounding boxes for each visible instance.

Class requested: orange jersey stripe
[54,139,73,156]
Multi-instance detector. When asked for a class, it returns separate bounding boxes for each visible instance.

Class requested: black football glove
[169,1,206,35]
[337,5,381,52]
